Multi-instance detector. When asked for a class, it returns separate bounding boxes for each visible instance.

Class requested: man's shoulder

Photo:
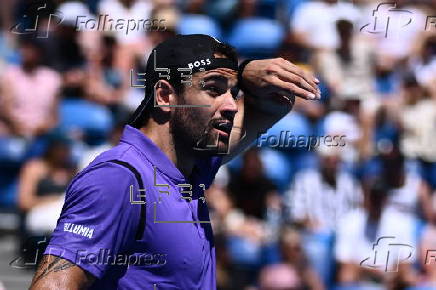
[84,142,153,173]
[68,144,149,195]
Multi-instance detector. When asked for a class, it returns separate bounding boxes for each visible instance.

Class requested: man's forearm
[30,255,95,290]
[223,93,292,163]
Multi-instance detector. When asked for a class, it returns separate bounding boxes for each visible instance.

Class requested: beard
[170,107,230,156]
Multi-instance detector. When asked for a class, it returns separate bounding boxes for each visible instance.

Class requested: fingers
[270,76,318,100]
[275,68,319,97]
[274,58,321,98]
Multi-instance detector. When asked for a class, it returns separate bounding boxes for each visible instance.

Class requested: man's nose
[219,90,238,118]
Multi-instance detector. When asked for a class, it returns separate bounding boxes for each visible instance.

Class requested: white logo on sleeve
[63,223,94,239]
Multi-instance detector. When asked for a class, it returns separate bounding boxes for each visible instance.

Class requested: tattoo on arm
[30,255,95,289]
[31,255,75,286]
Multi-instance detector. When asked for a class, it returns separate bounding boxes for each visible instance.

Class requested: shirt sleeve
[43,162,142,279]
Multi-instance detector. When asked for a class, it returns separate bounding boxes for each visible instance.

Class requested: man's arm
[223,58,320,164]
[30,255,95,290]
[28,163,141,289]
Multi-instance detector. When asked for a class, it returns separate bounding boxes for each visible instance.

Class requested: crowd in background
[0,0,436,289]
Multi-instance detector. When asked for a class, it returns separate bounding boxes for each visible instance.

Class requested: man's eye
[206,86,221,94]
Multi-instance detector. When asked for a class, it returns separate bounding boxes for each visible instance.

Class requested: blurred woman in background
[18,136,77,235]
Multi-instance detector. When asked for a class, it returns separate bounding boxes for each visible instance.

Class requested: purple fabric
[44,125,222,289]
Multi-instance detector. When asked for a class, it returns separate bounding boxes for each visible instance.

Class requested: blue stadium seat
[0,137,28,165]
[227,235,262,266]
[0,172,19,207]
[257,112,316,192]
[227,18,285,58]
[177,14,223,40]
[59,99,113,145]
[263,111,312,150]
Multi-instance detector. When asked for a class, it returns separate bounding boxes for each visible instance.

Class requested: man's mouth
[213,121,233,137]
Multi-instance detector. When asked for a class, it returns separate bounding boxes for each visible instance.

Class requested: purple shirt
[44,125,222,289]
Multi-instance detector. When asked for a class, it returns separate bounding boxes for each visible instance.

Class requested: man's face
[170,65,238,156]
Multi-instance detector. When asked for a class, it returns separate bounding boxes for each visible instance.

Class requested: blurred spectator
[335,178,417,289]
[206,178,233,289]
[0,37,61,138]
[98,0,153,75]
[34,2,91,102]
[122,6,179,118]
[410,34,436,90]
[147,6,179,48]
[258,263,303,290]
[98,0,152,45]
[277,226,324,290]
[285,144,362,286]
[397,76,436,190]
[383,148,433,223]
[225,148,280,289]
[315,19,377,109]
[228,148,278,220]
[18,135,76,235]
[323,106,362,164]
[291,0,359,51]
[286,145,362,232]
[85,35,124,107]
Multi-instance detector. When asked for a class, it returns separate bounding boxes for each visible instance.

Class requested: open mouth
[213,121,233,137]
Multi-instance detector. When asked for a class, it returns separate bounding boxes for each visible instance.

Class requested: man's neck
[139,123,196,178]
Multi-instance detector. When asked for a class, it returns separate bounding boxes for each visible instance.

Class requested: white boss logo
[188,58,211,69]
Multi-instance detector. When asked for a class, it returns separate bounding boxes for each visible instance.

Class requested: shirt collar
[119,125,186,182]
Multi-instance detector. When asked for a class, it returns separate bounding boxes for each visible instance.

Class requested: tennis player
[30,34,320,289]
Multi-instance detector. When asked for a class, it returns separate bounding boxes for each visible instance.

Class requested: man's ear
[153,80,176,112]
